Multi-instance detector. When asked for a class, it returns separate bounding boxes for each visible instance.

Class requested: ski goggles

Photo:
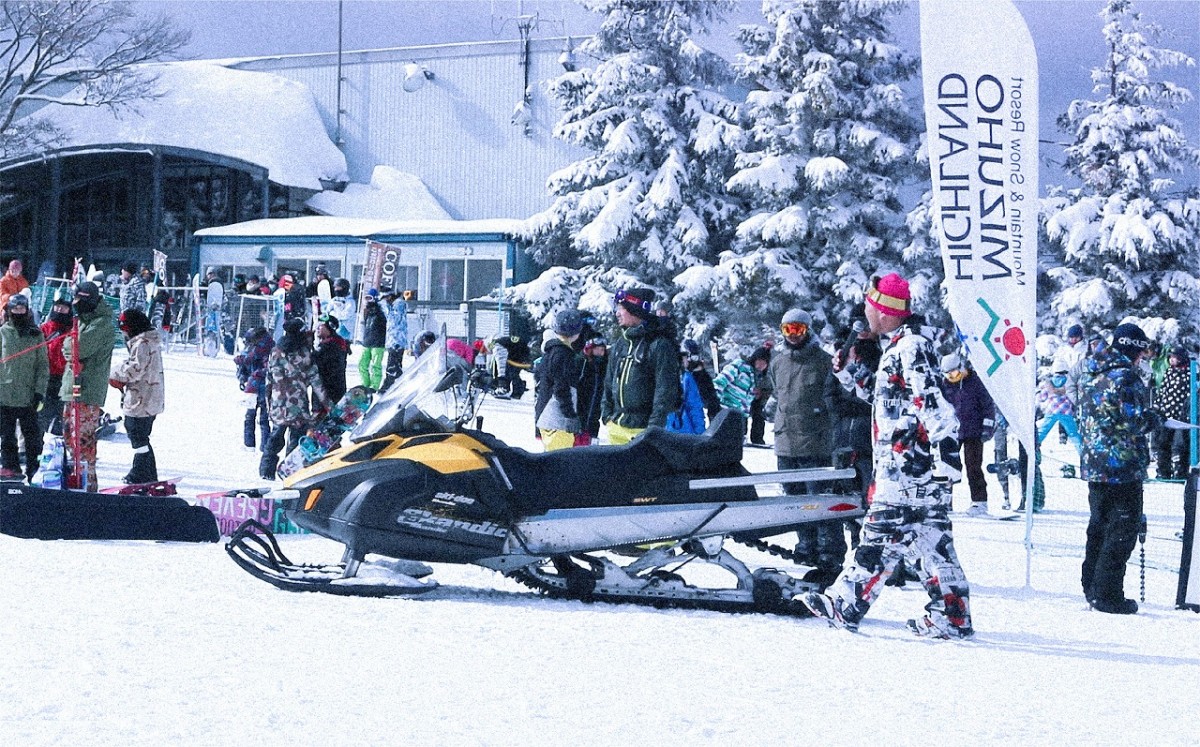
[780,321,808,337]
[613,289,652,311]
[945,369,967,384]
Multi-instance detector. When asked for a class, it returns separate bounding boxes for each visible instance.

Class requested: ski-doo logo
[397,507,507,538]
[431,491,476,507]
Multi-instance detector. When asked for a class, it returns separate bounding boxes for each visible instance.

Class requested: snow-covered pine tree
[694,0,921,337]
[1043,0,1200,345]
[525,0,742,326]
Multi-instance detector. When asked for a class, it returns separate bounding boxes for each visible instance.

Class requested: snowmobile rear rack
[225,519,438,597]
[688,467,856,490]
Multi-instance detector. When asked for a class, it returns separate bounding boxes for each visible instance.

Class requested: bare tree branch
[0,0,190,156]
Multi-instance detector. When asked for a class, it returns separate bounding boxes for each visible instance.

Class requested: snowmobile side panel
[286,458,512,564]
[0,484,219,542]
[284,432,493,486]
[509,494,863,555]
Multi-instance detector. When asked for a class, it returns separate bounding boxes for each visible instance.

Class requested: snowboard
[0,483,219,542]
[99,478,181,497]
[960,509,1022,521]
[277,386,373,479]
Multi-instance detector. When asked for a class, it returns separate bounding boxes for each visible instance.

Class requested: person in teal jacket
[60,281,115,491]
[0,293,49,481]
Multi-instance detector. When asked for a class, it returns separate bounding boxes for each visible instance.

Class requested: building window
[429,259,464,303]
[467,259,503,300]
[429,258,503,303]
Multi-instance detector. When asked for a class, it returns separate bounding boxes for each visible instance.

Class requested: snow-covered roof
[194,215,528,241]
[305,165,451,220]
[24,61,347,191]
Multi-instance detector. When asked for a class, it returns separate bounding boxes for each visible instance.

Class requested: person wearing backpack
[600,286,680,445]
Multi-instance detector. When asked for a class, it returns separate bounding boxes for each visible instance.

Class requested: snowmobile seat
[634,409,745,473]
[489,410,751,513]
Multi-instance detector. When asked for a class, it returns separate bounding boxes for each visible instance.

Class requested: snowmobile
[227,332,863,614]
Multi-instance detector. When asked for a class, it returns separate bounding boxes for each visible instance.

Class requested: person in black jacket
[575,336,608,446]
[682,338,721,420]
[825,327,878,548]
[534,310,584,451]
[358,289,388,390]
[601,286,680,445]
[314,314,349,405]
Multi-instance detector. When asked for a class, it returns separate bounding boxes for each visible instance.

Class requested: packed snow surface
[1,350,1197,745]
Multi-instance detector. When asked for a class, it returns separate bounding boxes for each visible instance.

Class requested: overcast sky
[132,0,1200,187]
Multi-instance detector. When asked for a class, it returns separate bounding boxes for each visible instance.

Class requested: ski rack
[689,467,856,490]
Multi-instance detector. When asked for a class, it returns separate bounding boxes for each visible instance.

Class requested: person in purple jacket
[940,352,996,517]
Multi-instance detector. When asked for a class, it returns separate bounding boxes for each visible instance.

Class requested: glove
[109,378,125,390]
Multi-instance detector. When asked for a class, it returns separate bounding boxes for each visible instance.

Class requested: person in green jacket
[60,281,115,491]
[0,293,49,481]
[600,286,680,445]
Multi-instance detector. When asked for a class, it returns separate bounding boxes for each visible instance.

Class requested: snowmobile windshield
[350,331,453,442]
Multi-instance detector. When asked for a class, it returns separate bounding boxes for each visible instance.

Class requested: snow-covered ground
[2,349,1198,745]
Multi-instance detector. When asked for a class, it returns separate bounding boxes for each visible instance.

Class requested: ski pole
[1138,513,1148,603]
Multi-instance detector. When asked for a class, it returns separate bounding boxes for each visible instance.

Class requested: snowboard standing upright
[277,386,373,479]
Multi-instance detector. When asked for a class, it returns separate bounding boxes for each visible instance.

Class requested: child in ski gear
[61,281,116,491]
[314,315,350,405]
[1078,322,1163,614]
[534,309,584,450]
[358,288,387,390]
[381,285,409,391]
[804,273,972,638]
[38,296,72,434]
[772,308,839,588]
[260,318,330,480]
[713,347,769,419]
[234,327,274,450]
[0,293,48,481]
[109,309,165,484]
[1036,367,1082,448]
[749,342,773,445]
[1152,347,1191,479]
[600,287,681,445]
[666,340,707,435]
[940,352,997,516]
[575,337,608,445]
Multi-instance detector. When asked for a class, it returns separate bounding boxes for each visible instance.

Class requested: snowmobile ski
[226,520,438,597]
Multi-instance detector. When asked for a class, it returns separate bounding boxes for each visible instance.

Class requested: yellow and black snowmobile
[227,333,863,614]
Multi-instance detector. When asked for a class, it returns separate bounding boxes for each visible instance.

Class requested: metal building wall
[232,38,581,221]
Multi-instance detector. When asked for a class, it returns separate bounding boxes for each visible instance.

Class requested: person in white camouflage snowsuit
[805,273,972,639]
